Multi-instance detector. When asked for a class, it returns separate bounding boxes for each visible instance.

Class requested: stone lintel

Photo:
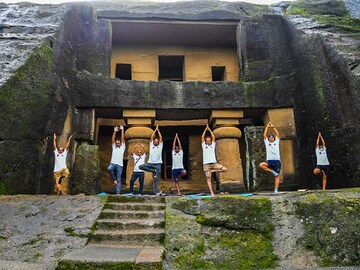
[154,119,208,126]
[97,118,126,127]
[212,118,240,127]
[127,118,152,126]
[123,109,156,118]
[210,110,244,120]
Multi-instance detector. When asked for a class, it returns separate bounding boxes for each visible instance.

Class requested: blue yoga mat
[187,193,253,199]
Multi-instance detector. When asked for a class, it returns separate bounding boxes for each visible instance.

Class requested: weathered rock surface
[71,143,101,195]
[0,195,104,269]
[93,0,270,21]
[0,191,359,269]
[164,196,277,269]
[0,3,67,87]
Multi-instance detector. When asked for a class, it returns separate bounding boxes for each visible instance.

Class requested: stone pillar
[211,110,246,193]
[124,110,156,187]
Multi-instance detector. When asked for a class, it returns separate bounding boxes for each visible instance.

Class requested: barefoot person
[172,133,187,196]
[139,125,163,196]
[129,142,147,195]
[53,133,72,195]
[201,125,227,196]
[108,126,125,195]
[313,132,330,190]
[259,122,281,193]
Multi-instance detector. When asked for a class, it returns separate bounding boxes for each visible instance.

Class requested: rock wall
[164,196,276,269]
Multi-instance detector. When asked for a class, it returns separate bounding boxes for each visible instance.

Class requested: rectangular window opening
[115,64,132,80]
[159,56,184,81]
[212,66,226,81]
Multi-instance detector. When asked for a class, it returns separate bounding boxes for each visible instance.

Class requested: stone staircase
[57,195,166,270]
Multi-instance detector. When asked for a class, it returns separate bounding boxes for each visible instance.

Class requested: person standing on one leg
[139,125,163,195]
[53,133,72,195]
[201,124,227,196]
[313,132,330,190]
[259,122,281,193]
[129,142,147,195]
[108,126,125,195]
[172,133,187,196]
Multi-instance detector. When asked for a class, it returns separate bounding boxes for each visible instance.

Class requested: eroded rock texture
[0,0,359,194]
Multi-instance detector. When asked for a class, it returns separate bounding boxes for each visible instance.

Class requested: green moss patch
[295,192,360,266]
[166,197,277,269]
[286,0,360,33]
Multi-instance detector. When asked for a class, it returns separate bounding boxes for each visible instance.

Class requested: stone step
[96,218,165,230]
[99,209,164,220]
[107,195,166,204]
[89,228,165,246]
[104,202,166,211]
[57,246,163,270]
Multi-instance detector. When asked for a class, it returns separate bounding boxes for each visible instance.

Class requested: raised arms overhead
[65,135,73,151]
[156,125,163,142]
[131,142,147,155]
[53,133,57,151]
[120,125,125,144]
[112,126,119,145]
[264,122,280,139]
[173,133,177,150]
[201,124,215,143]
[177,133,183,150]
[318,132,326,147]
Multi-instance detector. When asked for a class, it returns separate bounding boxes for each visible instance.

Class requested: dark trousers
[129,172,145,194]
[138,163,161,194]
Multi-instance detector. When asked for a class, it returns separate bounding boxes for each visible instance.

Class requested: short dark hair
[268,134,275,139]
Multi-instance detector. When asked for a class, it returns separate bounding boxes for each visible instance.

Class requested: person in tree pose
[201,124,227,196]
[172,133,187,196]
[53,133,72,195]
[139,125,163,196]
[313,132,330,190]
[108,125,125,195]
[129,142,147,195]
[259,122,281,193]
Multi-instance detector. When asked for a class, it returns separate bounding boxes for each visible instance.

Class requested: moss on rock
[165,196,277,269]
[295,190,360,266]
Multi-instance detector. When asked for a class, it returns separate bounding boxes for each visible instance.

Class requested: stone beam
[154,119,208,126]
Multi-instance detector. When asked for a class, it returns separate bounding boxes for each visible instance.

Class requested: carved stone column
[124,110,155,187]
[211,110,246,193]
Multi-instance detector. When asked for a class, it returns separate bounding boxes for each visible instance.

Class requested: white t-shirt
[316,147,330,165]
[172,150,184,170]
[110,143,126,166]
[133,153,146,172]
[54,149,67,172]
[148,141,163,164]
[202,142,217,165]
[264,137,281,161]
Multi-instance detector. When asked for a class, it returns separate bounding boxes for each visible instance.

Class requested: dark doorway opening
[159,55,184,81]
[212,66,226,81]
[115,64,132,80]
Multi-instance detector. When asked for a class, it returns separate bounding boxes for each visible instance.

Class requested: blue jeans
[138,163,161,194]
[108,163,123,194]
[129,172,145,194]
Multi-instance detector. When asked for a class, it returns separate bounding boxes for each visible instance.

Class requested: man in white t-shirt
[129,142,147,195]
[259,122,281,193]
[172,133,187,196]
[53,133,72,195]
[139,125,163,195]
[108,126,125,195]
[313,132,330,190]
[201,125,227,196]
